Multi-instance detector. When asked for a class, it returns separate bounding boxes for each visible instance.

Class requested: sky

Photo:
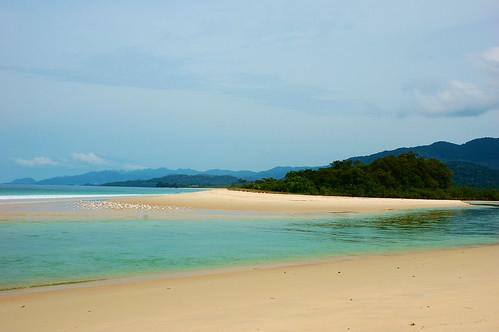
[1,0,499,182]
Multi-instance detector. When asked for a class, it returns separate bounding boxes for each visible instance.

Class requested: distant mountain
[9,137,497,188]
[350,137,499,188]
[34,168,196,185]
[257,166,320,178]
[104,174,243,188]
[351,138,499,169]
[9,177,37,185]
[8,166,311,186]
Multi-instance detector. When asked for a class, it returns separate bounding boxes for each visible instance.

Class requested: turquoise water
[1,207,498,289]
[0,184,203,200]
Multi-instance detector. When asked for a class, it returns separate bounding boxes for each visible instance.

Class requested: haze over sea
[0,185,497,290]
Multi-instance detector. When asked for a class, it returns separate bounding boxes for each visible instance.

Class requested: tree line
[235,153,499,200]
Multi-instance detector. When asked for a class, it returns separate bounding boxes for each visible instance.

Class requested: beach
[1,188,497,331]
[3,1,498,330]
[1,244,498,331]
[113,188,470,214]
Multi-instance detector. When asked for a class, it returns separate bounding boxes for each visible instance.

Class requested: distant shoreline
[0,188,474,223]
[113,188,470,214]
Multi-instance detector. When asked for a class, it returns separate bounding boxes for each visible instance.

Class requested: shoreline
[0,188,472,222]
[2,241,498,295]
[2,243,499,331]
[113,188,470,214]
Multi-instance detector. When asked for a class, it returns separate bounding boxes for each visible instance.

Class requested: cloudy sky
[1,0,498,182]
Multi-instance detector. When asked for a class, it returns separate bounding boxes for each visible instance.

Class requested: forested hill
[445,161,499,188]
[104,174,243,188]
[238,153,499,200]
[351,137,499,170]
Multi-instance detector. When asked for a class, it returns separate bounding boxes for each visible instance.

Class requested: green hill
[446,161,499,188]
[9,137,498,190]
[238,153,499,200]
[351,137,499,170]
[349,137,499,189]
[104,174,244,188]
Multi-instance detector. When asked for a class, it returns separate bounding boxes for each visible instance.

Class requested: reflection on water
[278,207,499,247]
[372,210,454,229]
[0,206,498,289]
[268,207,499,253]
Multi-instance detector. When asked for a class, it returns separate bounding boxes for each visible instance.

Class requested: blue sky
[1,0,499,182]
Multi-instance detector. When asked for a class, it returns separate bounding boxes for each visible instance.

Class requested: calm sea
[0,185,498,290]
[0,184,203,200]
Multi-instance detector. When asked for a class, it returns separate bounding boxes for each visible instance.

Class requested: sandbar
[113,188,470,213]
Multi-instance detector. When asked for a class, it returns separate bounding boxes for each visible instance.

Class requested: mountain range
[8,137,499,188]
[9,166,313,185]
[350,137,499,169]
[349,137,499,188]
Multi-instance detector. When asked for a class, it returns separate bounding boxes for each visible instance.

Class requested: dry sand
[114,188,469,213]
[1,244,498,332]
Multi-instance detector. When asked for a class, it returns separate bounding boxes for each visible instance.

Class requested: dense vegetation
[351,137,499,169]
[237,153,499,200]
[104,174,244,188]
[446,161,499,188]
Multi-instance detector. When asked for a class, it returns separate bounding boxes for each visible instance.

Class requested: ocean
[0,184,203,200]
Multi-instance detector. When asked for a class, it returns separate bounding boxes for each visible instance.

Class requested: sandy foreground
[0,190,491,331]
[1,244,498,331]
[113,188,469,213]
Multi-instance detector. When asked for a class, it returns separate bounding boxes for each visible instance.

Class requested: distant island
[103,174,245,188]
[236,153,499,201]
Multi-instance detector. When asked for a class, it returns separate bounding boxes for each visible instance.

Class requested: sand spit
[113,188,470,213]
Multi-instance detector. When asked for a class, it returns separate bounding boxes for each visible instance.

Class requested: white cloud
[481,46,499,73]
[415,80,499,117]
[71,152,109,165]
[15,156,58,167]
[411,46,499,117]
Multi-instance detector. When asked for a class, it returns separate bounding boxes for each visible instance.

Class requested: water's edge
[3,241,498,295]
[1,202,498,291]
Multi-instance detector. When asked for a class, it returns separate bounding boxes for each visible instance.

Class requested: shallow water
[0,206,498,289]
